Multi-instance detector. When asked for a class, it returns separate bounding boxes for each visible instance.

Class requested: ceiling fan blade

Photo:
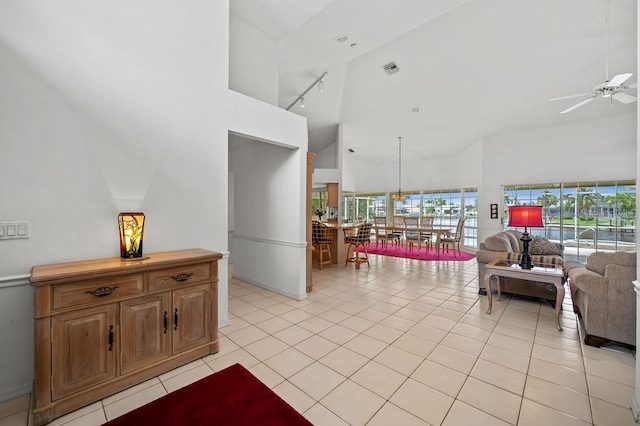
[627,82,637,89]
[560,97,596,114]
[607,73,633,87]
[612,92,637,104]
[549,93,592,102]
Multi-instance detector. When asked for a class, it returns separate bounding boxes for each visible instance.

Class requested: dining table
[319,221,454,265]
[376,224,452,256]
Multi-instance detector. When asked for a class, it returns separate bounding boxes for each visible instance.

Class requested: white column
[631,280,640,422]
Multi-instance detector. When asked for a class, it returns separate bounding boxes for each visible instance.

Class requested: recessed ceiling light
[333,34,350,43]
[350,43,358,48]
[410,106,422,114]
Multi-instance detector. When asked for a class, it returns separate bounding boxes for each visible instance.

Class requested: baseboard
[631,397,640,422]
[0,381,31,404]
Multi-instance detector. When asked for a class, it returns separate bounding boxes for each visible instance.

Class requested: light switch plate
[0,221,30,240]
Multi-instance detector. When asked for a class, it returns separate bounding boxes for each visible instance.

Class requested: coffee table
[484,259,565,331]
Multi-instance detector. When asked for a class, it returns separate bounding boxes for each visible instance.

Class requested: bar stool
[344,223,373,269]
[312,222,333,269]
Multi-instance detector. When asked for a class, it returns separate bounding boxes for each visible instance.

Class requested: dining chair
[344,222,373,268]
[440,218,466,257]
[419,216,435,251]
[373,216,395,249]
[403,216,428,252]
[391,215,405,247]
[312,222,333,269]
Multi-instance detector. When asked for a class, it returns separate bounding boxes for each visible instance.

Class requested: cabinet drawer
[53,275,144,310]
[148,262,211,291]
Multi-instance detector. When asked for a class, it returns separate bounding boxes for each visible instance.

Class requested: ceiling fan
[550,0,637,114]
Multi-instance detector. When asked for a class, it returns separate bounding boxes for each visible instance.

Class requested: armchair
[565,251,636,346]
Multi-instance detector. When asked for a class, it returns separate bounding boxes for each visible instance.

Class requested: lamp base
[121,256,150,262]
[519,230,533,270]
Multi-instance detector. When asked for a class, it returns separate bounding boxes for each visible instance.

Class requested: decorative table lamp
[507,205,544,269]
[118,212,147,260]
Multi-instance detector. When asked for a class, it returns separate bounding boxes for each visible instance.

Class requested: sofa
[476,230,564,301]
[564,251,636,347]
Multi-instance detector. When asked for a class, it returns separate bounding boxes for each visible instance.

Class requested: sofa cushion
[562,259,585,277]
[484,233,512,252]
[529,236,562,255]
[586,251,637,276]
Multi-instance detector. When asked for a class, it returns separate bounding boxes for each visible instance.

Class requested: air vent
[383,62,400,75]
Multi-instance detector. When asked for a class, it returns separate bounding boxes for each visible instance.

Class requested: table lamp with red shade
[507,205,544,269]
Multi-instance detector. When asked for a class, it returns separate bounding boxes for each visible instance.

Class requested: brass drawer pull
[85,286,119,297]
[171,273,193,282]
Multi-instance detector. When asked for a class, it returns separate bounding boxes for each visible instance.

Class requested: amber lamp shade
[118,212,145,260]
[507,205,544,269]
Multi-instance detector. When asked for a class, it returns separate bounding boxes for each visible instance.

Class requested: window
[503,181,636,262]
[393,191,420,216]
[342,192,386,223]
[342,187,479,248]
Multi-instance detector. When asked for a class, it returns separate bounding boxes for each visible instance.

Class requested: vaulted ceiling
[231,0,637,164]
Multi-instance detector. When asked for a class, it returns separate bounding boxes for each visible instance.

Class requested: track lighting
[286,71,328,110]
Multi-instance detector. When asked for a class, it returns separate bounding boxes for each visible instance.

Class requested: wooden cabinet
[31,249,222,426]
[327,183,338,207]
[51,304,118,400]
[120,293,171,375]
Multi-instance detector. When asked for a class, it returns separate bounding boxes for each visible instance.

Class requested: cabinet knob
[171,273,193,282]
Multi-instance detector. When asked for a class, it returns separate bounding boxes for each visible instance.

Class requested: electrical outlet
[0,221,30,240]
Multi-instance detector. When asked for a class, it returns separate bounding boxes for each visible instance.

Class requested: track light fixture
[286,71,328,110]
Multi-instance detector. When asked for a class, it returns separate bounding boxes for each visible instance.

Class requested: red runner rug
[360,243,475,261]
[105,363,312,426]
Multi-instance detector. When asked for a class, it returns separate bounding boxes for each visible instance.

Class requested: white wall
[313,142,339,169]
[341,112,635,245]
[0,0,230,402]
[229,13,279,106]
[228,91,308,300]
[312,168,340,189]
[478,112,636,241]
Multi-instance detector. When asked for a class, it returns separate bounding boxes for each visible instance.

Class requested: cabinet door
[120,293,171,374]
[52,304,117,400]
[172,284,211,354]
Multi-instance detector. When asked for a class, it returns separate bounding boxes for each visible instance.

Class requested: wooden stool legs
[313,243,332,269]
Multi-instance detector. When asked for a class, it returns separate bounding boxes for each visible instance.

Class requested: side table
[484,259,565,331]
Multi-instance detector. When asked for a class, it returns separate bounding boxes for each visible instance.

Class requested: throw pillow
[503,231,522,253]
[484,234,512,252]
[501,253,563,267]
[529,236,562,255]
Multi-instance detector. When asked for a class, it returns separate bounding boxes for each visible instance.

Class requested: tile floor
[1,254,637,425]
